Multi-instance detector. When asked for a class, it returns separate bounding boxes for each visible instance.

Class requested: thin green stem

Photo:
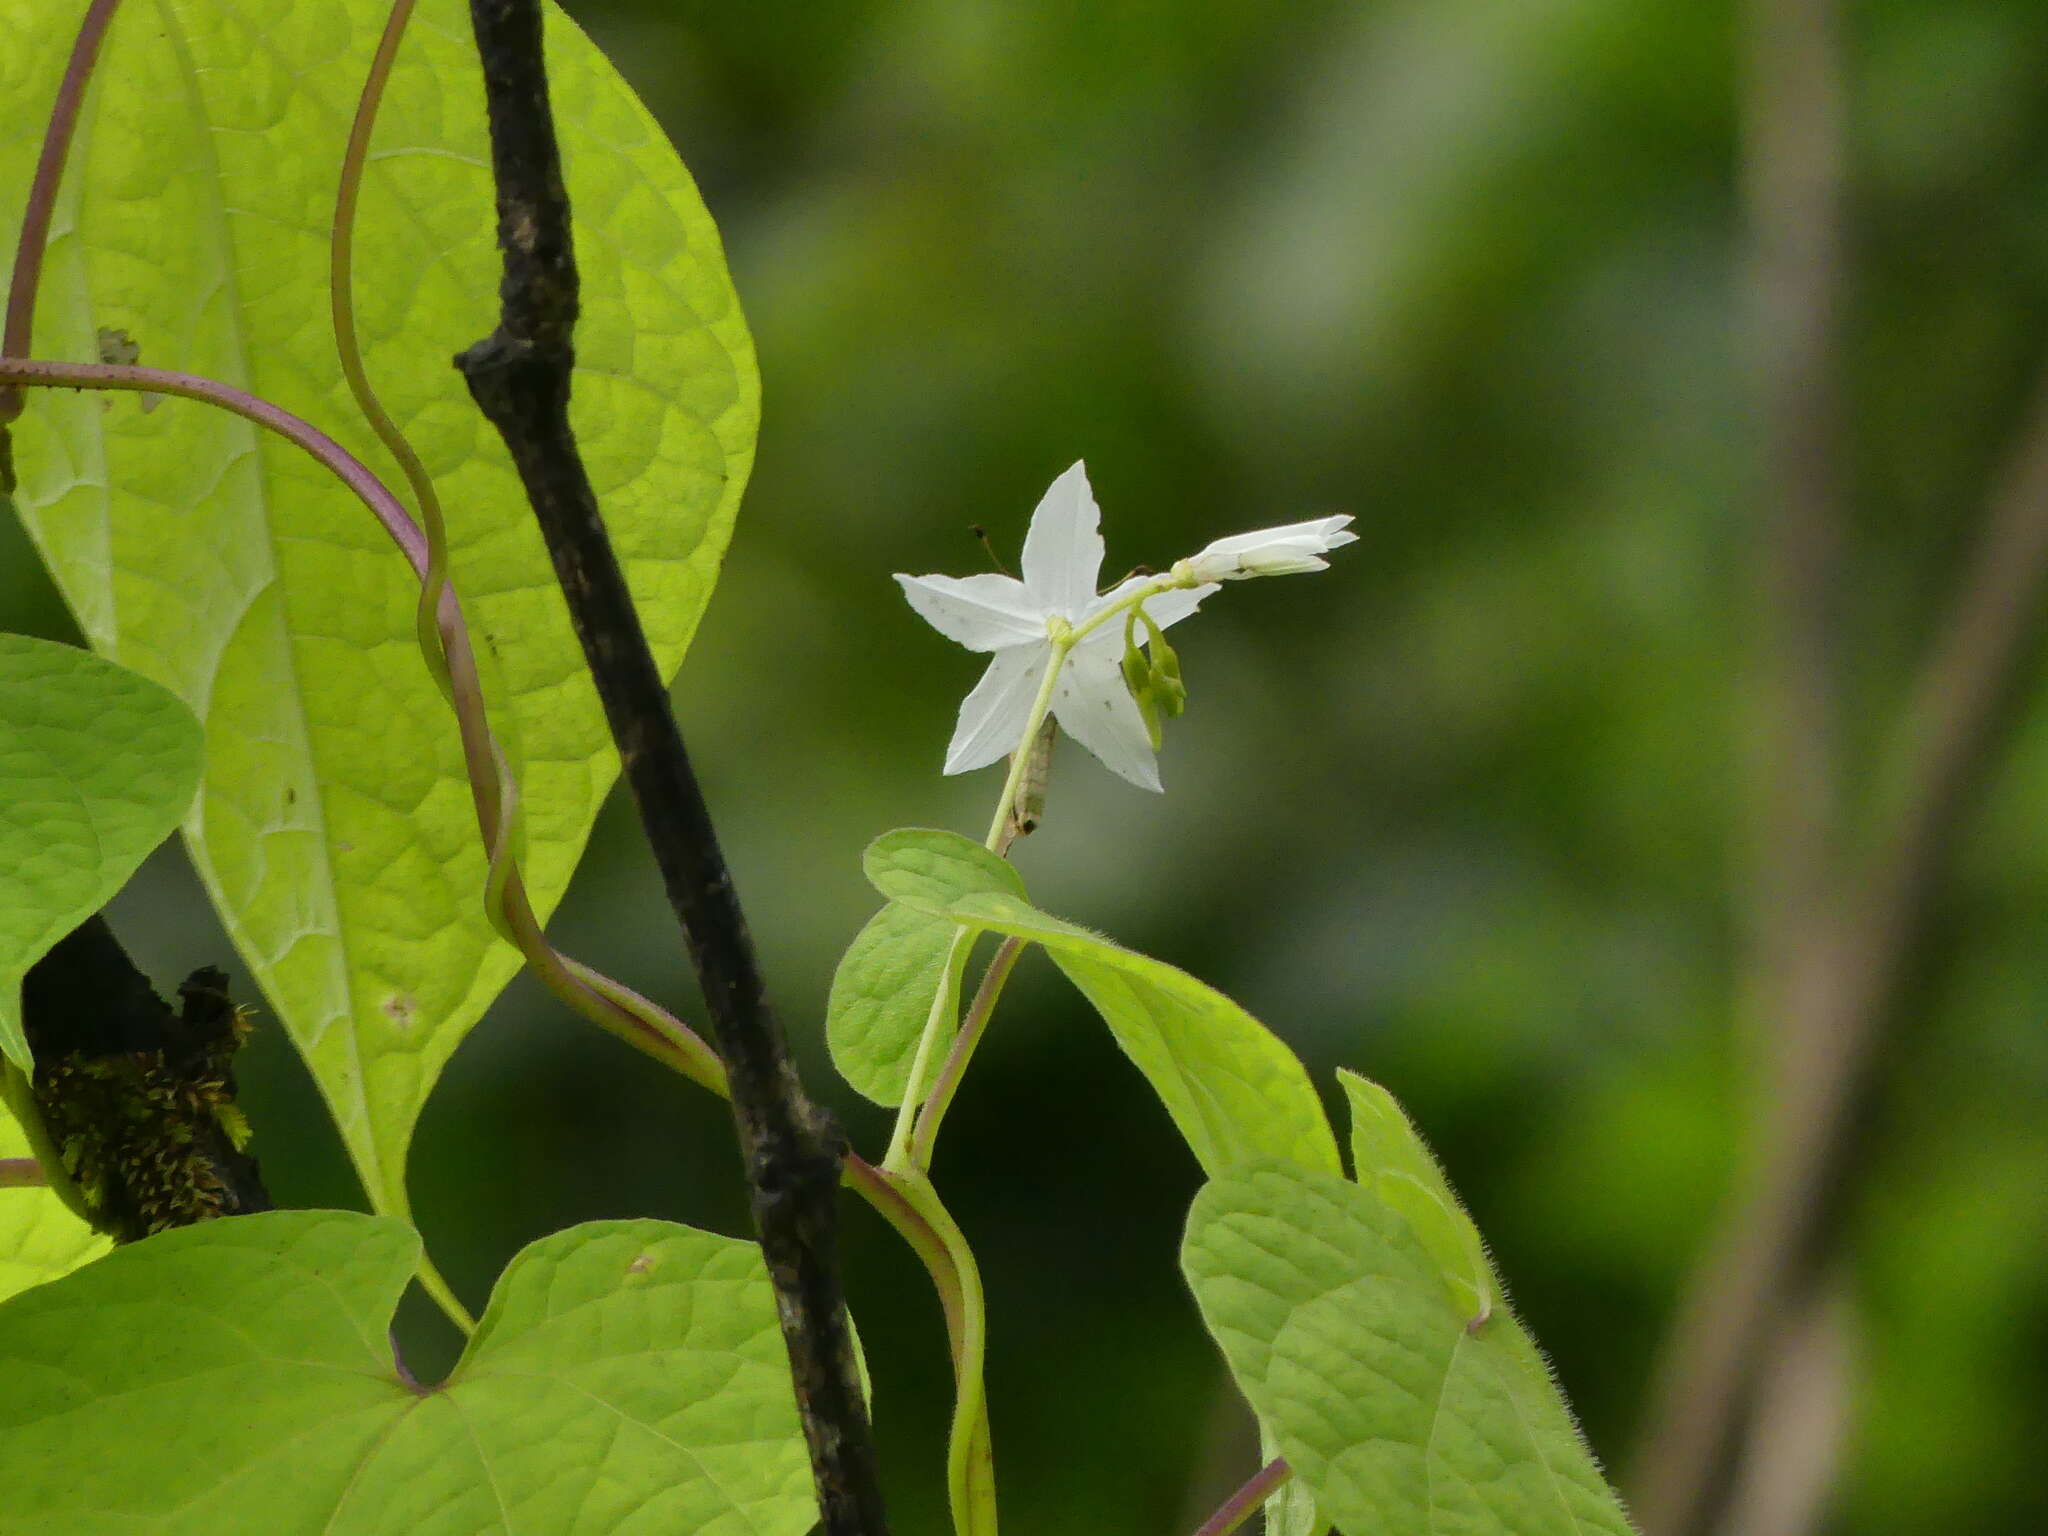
[881,926,973,1172]
[415,1252,477,1335]
[910,937,1025,1167]
[1190,1458,1292,1536]
[333,0,453,704]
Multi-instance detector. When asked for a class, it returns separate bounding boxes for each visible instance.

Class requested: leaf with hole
[0,633,202,1072]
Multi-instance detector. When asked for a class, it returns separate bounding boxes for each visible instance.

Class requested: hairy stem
[452,3,885,1529]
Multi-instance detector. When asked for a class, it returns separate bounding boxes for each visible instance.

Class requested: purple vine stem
[0,1157,47,1189]
[1191,1457,1293,1536]
[0,358,428,565]
[0,0,122,424]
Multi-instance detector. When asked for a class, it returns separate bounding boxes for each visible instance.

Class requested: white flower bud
[1175,515,1357,583]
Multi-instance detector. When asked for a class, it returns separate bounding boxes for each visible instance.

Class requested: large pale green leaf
[0,1,757,1216]
[0,1211,817,1534]
[866,828,1339,1178]
[0,1098,106,1304]
[0,632,203,1070]
[1184,1160,1634,1536]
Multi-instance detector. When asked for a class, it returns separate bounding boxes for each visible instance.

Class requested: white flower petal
[1078,578,1219,648]
[897,572,1047,651]
[1051,646,1162,792]
[1179,515,1357,581]
[945,645,1049,774]
[1019,461,1105,619]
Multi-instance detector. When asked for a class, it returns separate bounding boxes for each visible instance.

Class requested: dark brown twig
[451,5,887,1532]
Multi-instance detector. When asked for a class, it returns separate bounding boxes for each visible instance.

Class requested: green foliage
[1184,1159,1633,1536]
[0,0,757,1219]
[1339,1067,1495,1325]
[0,1100,105,1305]
[863,827,1029,913]
[0,634,202,1072]
[0,1210,818,1534]
[827,900,974,1106]
[866,827,1340,1178]
[832,832,1031,1107]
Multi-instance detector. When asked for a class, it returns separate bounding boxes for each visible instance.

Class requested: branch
[1639,352,2048,1536]
[451,5,888,1532]
[1742,0,1847,987]
[1637,6,2048,1527]
[1631,1,1849,1527]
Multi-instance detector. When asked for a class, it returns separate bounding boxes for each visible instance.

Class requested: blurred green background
[7,1,2048,1531]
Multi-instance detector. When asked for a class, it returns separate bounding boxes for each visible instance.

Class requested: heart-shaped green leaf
[0,1210,818,1534]
[1184,1159,1634,1536]
[866,827,1338,1178]
[0,633,203,1071]
[0,0,757,1218]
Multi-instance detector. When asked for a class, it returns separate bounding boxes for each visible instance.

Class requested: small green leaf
[863,827,1028,912]
[866,829,1338,1179]
[0,1097,106,1305]
[827,901,975,1107]
[1184,1160,1634,1536]
[1339,1068,1494,1325]
[0,1211,819,1534]
[0,634,202,1071]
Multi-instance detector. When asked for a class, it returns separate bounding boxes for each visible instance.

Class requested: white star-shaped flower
[895,462,1216,791]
